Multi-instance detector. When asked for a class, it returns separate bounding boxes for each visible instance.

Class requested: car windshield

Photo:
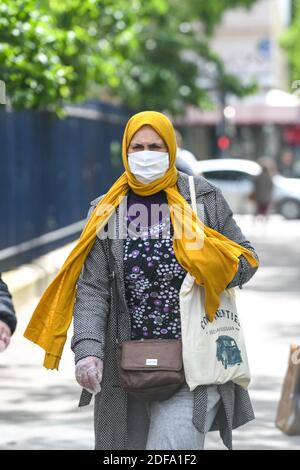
[202,170,254,182]
[221,339,236,347]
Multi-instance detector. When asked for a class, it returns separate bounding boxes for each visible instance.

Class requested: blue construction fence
[0,100,130,271]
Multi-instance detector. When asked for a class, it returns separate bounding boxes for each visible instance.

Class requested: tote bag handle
[188,175,197,214]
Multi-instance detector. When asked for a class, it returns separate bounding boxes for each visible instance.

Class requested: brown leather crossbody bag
[109,243,185,402]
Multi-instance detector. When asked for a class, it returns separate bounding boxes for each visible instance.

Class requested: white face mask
[127,150,169,184]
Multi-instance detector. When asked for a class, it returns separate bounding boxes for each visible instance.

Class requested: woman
[24,111,259,450]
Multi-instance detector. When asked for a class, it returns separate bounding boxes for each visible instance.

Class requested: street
[1,215,300,450]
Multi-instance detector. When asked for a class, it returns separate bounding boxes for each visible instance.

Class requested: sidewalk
[206,215,300,449]
[1,242,76,309]
[1,242,94,450]
[1,215,300,449]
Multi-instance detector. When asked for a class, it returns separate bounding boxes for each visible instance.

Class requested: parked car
[176,148,199,176]
[191,158,300,219]
[216,335,242,370]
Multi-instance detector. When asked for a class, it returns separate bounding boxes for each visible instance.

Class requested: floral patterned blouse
[124,189,187,340]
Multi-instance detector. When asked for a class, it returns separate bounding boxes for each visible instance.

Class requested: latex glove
[0,320,11,353]
[75,356,103,394]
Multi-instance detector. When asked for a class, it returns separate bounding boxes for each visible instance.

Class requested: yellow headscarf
[24,111,259,369]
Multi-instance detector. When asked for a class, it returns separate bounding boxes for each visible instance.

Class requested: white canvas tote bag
[179,176,251,391]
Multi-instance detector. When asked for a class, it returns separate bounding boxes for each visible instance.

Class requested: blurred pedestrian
[0,275,17,352]
[252,157,275,223]
[280,150,294,178]
[25,111,259,450]
[175,129,198,175]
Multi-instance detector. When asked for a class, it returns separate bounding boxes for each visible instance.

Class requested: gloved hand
[0,320,11,353]
[75,356,103,394]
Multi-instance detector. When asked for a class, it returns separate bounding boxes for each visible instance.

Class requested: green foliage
[170,0,257,35]
[280,0,300,86]
[0,0,258,115]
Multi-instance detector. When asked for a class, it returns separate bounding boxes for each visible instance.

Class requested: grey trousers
[141,383,221,450]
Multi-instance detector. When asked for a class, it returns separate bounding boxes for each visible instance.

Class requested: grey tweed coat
[71,171,259,450]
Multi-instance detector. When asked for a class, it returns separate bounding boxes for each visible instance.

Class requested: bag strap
[188,175,197,214]
[108,240,124,345]
[78,241,120,408]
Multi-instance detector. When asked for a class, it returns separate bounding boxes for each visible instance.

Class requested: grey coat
[0,276,17,334]
[71,171,259,450]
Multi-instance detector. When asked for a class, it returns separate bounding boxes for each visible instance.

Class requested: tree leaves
[0,0,258,115]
